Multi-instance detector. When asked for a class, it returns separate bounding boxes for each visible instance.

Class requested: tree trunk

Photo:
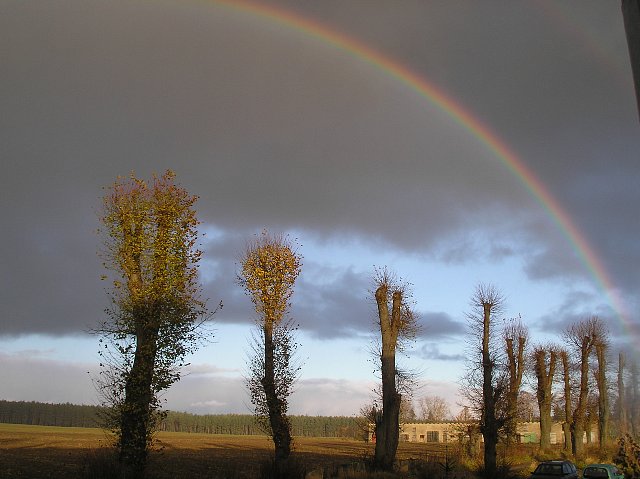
[480,303,498,478]
[262,320,291,468]
[630,361,639,437]
[561,351,573,454]
[618,352,628,435]
[571,336,592,460]
[595,342,609,448]
[120,318,160,478]
[374,287,401,471]
[505,336,525,445]
[535,348,556,451]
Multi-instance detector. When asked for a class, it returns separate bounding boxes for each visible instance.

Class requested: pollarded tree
[532,344,558,451]
[238,230,302,469]
[559,348,573,454]
[461,284,507,479]
[563,316,606,460]
[593,325,610,449]
[97,171,213,477]
[503,317,528,445]
[371,268,418,471]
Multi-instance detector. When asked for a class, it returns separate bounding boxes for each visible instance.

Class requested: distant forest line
[0,400,366,438]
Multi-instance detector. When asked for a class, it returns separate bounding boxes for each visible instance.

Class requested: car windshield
[583,467,608,478]
[535,464,563,475]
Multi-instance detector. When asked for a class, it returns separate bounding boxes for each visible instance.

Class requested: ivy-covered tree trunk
[98,171,210,479]
[374,286,402,471]
[262,320,291,466]
[119,319,160,477]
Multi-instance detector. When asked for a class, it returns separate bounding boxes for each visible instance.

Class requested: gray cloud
[164,371,377,416]
[293,265,374,339]
[0,351,98,405]
[1,0,638,348]
[417,312,465,341]
[416,344,465,363]
[536,290,620,338]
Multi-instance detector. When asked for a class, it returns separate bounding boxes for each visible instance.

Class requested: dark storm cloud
[266,0,640,294]
[1,0,638,341]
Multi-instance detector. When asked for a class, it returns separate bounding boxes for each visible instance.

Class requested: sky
[1,0,639,417]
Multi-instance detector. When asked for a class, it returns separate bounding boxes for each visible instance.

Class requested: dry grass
[0,423,467,478]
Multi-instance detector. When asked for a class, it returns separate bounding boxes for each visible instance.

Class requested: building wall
[393,422,599,445]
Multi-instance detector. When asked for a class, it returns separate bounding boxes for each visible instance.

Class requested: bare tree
[563,317,606,460]
[503,317,528,445]
[238,231,302,470]
[371,268,417,471]
[516,390,539,422]
[560,348,573,453]
[533,344,558,451]
[594,329,610,449]
[461,284,506,478]
[400,397,417,423]
[418,395,452,422]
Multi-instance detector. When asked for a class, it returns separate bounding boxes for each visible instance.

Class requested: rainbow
[213,1,631,331]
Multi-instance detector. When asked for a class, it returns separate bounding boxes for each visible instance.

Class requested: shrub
[614,434,640,479]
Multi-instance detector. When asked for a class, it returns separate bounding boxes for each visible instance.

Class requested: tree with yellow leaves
[238,230,302,470]
[97,171,214,478]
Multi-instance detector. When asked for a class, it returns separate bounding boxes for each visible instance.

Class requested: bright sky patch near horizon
[1,0,638,417]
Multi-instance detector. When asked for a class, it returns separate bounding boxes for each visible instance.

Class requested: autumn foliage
[239,231,301,328]
[238,230,302,468]
[97,171,211,477]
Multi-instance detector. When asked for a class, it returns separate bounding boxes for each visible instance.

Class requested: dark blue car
[528,460,578,479]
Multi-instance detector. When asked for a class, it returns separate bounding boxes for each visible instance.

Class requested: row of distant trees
[0,400,363,438]
[0,400,102,428]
